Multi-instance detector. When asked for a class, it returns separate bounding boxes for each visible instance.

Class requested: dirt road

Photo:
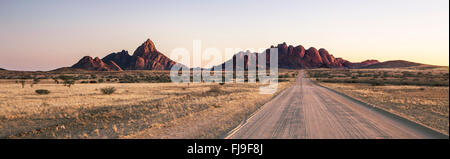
[227,71,447,139]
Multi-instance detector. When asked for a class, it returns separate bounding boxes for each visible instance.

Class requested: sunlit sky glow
[0,0,448,71]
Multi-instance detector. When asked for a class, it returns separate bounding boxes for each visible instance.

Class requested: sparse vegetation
[52,78,60,84]
[0,69,298,85]
[0,70,296,138]
[309,68,449,135]
[19,79,25,88]
[207,85,223,95]
[100,87,116,95]
[35,89,50,95]
[59,75,76,88]
[308,68,449,87]
[32,78,40,85]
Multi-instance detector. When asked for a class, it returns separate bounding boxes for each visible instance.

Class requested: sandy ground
[0,81,293,138]
[228,71,447,139]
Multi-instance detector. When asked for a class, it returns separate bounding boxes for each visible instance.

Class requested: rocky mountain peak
[72,38,178,71]
[71,40,383,71]
[134,38,157,56]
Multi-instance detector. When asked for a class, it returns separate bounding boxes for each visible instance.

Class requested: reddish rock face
[293,45,306,58]
[72,56,122,71]
[277,43,288,55]
[102,50,132,69]
[72,38,179,71]
[72,39,381,71]
[105,61,124,71]
[128,39,177,70]
[304,47,323,67]
[217,42,380,69]
[318,48,342,68]
[131,56,145,69]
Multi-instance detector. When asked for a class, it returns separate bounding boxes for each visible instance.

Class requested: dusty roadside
[122,82,293,139]
[316,82,449,135]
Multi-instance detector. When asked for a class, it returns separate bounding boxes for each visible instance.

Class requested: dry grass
[317,82,449,135]
[309,67,449,135]
[308,67,449,87]
[0,79,293,138]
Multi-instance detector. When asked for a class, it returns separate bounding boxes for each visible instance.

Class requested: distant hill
[362,60,433,69]
[0,68,5,71]
[50,67,94,73]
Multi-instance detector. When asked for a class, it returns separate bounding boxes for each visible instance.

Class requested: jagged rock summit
[127,39,177,70]
[216,42,380,70]
[72,39,177,71]
[73,39,385,71]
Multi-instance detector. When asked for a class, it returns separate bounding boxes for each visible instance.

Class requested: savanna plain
[308,66,449,135]
[0,69,295,138]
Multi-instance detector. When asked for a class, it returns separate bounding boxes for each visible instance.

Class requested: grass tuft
[35,89,50,95]
[100,87,116,95]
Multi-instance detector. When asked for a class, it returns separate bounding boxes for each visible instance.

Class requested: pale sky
[0,0,448,71]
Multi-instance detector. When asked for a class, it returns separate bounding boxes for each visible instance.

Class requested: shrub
[100,87,116,95]
[89,80,98,83]
[119,77,139,83]
[98,79,104,83]
[33,78,40,84]
[35,89,50,95]
[208,85,222,94]
[279,74,290,78]
[371,82,385,86]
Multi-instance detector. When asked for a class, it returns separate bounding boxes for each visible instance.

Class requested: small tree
[31,78,40,88]
[65,80,75,88]
[52,77,60,84]
[59,75,76,88]
[19,79,26,88]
